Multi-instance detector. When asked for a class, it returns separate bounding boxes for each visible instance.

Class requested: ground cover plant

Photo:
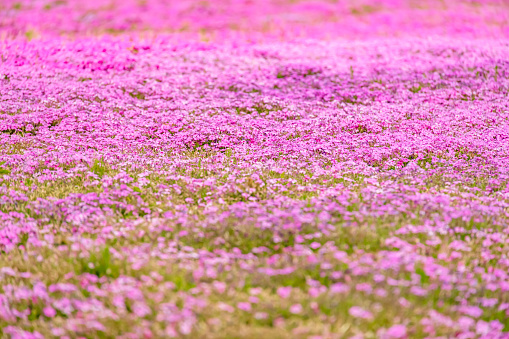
[1,0,509,338]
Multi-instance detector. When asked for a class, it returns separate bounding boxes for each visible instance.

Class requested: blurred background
[0,0,508,40]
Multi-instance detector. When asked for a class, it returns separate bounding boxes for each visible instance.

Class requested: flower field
[1,1,509,338]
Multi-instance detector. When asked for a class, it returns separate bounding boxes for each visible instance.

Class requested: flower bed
[1,1,509,338]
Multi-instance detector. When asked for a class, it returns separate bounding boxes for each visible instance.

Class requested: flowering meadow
[1,0,509,338]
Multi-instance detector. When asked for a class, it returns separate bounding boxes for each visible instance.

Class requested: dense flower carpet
[1,0,509,338]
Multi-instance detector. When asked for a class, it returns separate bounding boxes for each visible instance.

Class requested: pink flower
[355,283,372,294]
[310,242,321,249]
[217,303,235,313]
[385,324,407,338]
[309,287,323,298]
[212,281,226,294]
[132,302,151,317]
[43,306,56,318]
[165,326,178,338]
[410,286,428,296]
[333,251,348,261]
[250,288,263,295]
[248,296,259,304]
[330,283,349,294]
[460,306,483,318]
[476,320,490,335]
[254,312,268,319]
[289,304,303,314]
[51,328,66,336]
[277,286,292,299]
[112,295,125,309]
[237,302,252,311]
[349,306,373,320]
[458,316,475,329]
[179,319,194,335]
[398,298,411,308]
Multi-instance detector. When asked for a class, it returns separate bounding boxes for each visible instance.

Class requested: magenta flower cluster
[1,0,509,338]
